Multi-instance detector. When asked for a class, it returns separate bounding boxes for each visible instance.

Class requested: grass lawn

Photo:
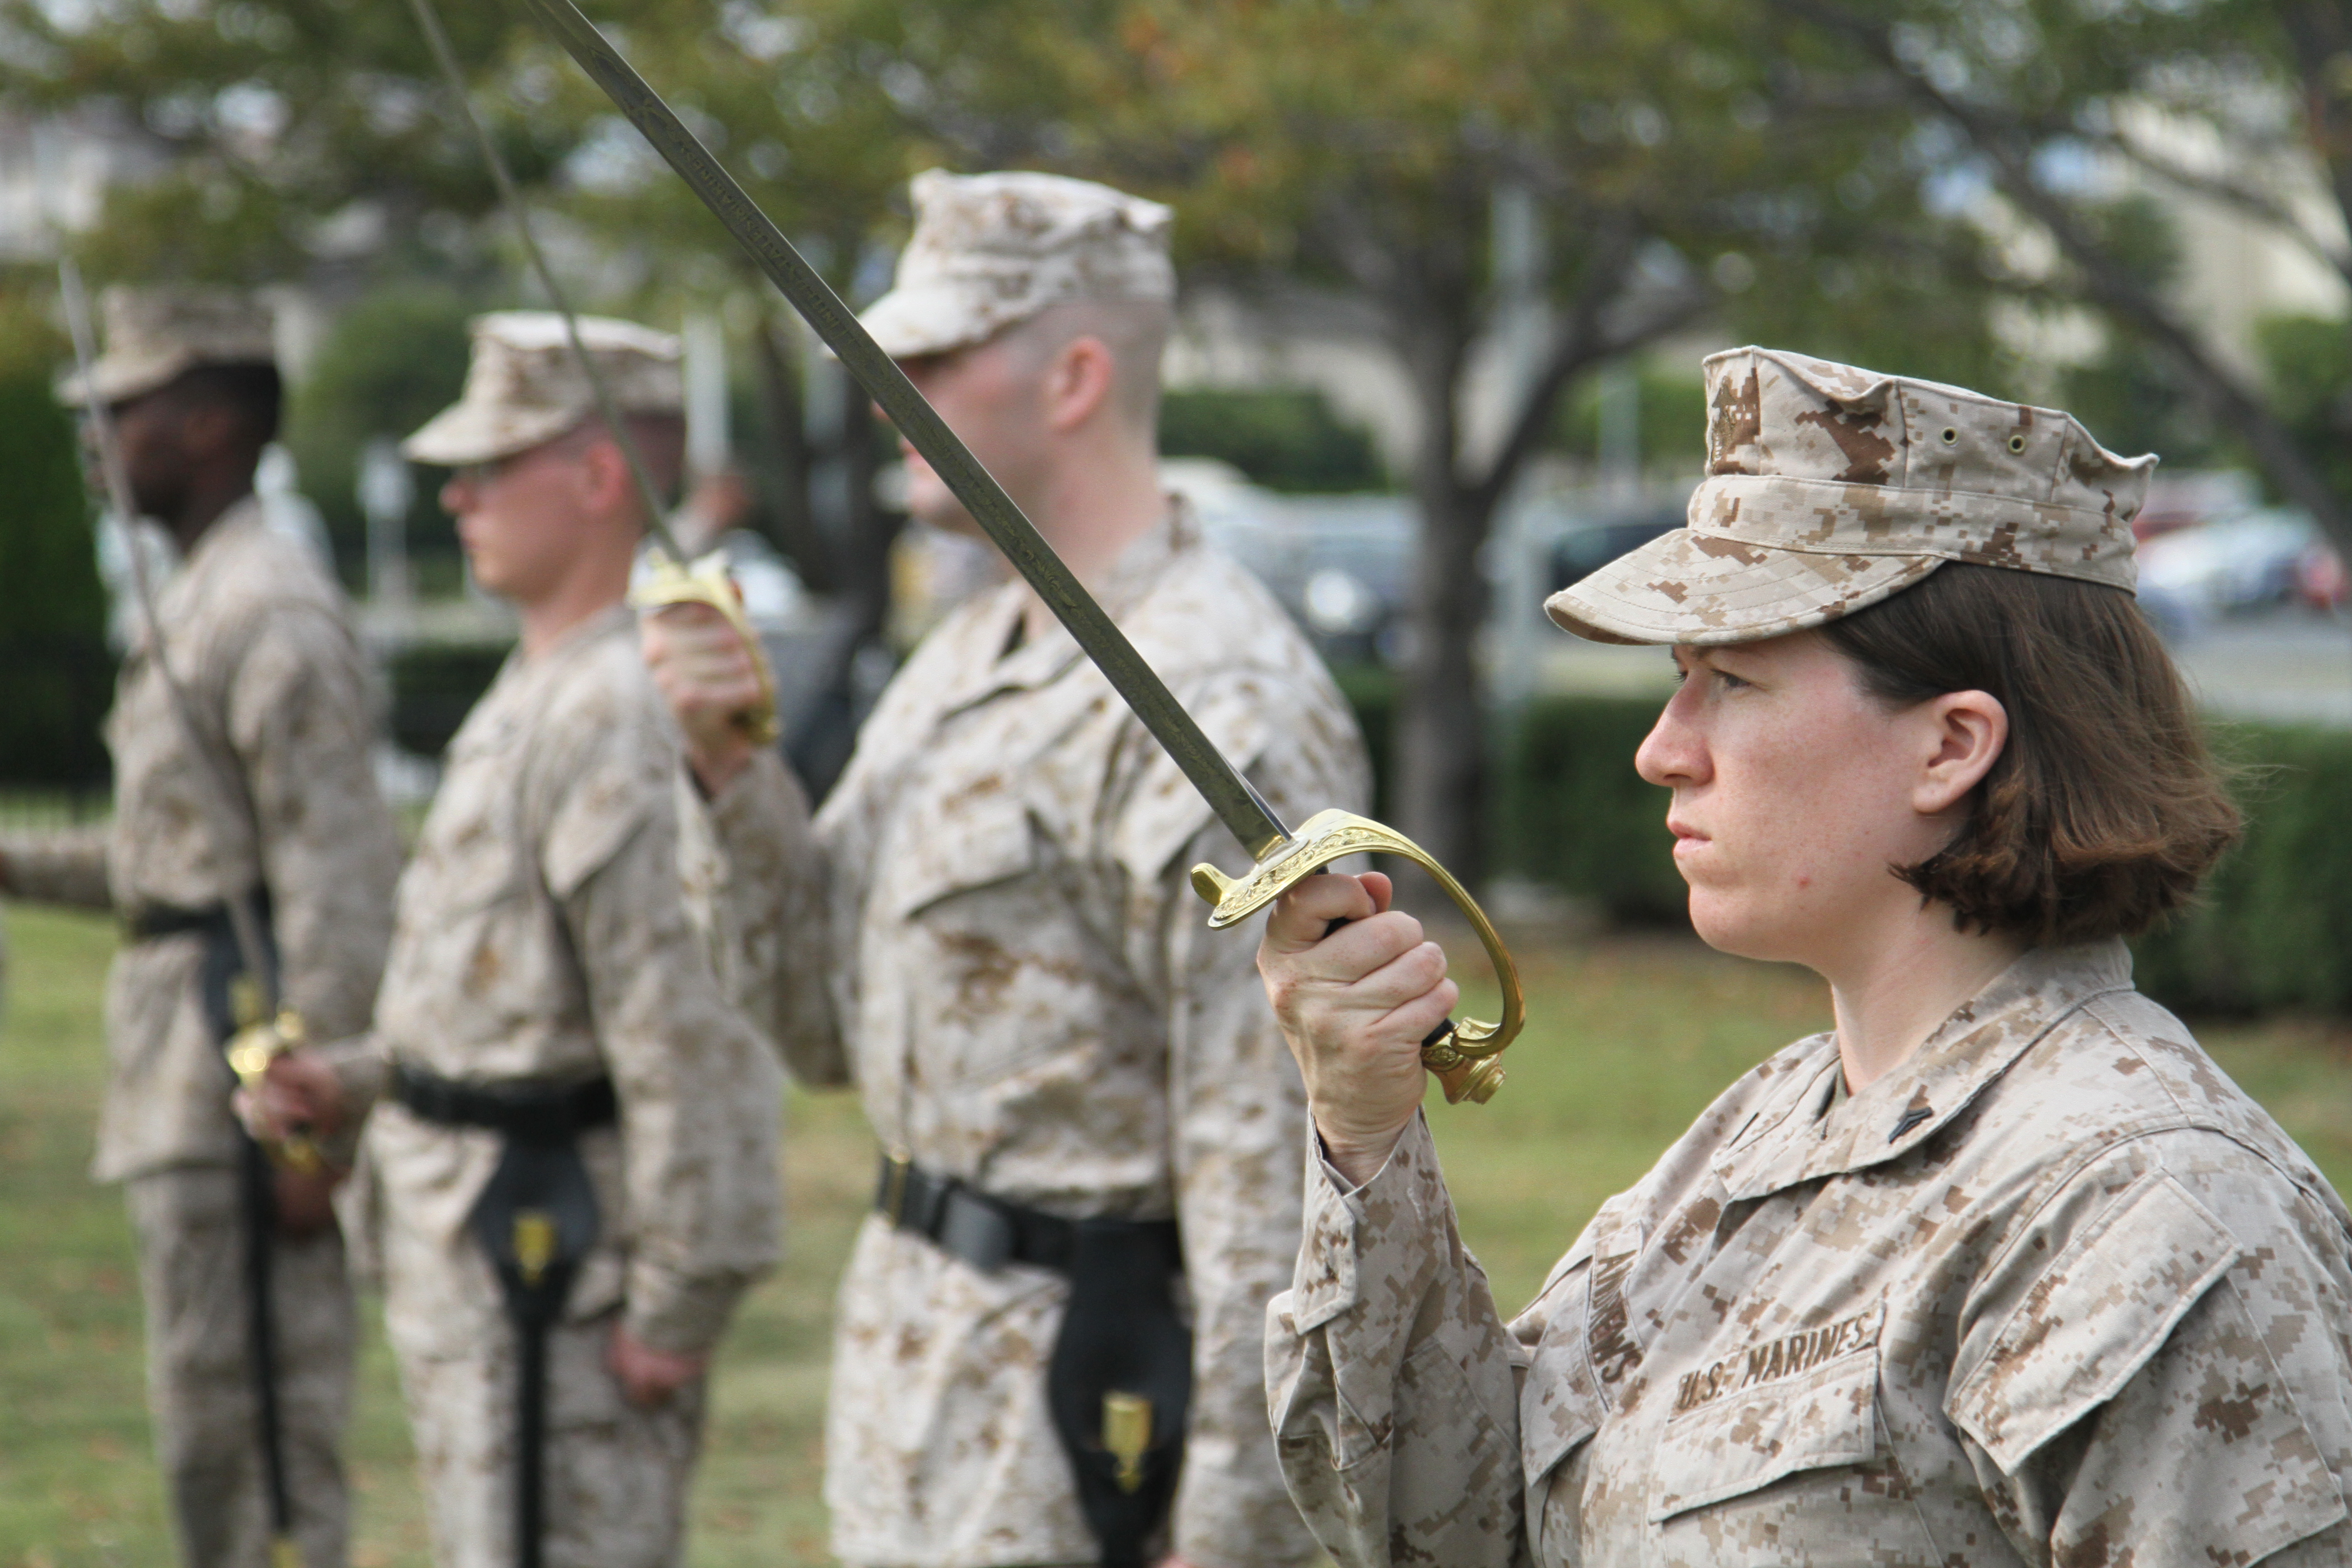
[5,901,2351,1565]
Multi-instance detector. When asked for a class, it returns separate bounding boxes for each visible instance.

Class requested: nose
[440,475,471,516]
[1635,679,1710,789]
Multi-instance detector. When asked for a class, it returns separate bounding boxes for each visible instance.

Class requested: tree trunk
[1392,329,1493,894]
[752,311,833,592]
[784,384,904,801]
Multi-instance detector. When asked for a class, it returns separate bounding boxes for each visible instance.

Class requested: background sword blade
[516,0,1292,859]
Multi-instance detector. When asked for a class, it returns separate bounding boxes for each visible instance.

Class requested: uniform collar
[482,601,632,714]
[940,497,1198,716]
[1713,940,2136,1201]
[147,495,267,636]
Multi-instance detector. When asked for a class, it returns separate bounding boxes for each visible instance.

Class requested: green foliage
[1158,387,1386,493]
[2133,724,2352,1017]
[2061,338,2230,469]
[282,282,477,584]
[2258,312,2352,505]
[1495,696,1685,924]
[0,283,111,791]
[1551,367,1707,475]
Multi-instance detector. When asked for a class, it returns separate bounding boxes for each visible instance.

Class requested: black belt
[390,1061,617,1143]
[124,888,270,944]
[877,1152,1180,1276]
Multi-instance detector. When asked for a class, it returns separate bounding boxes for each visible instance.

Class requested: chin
[1685,889,1795,965]
[907,485,979,536]
[464,554,510,597]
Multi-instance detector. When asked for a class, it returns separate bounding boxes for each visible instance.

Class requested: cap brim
[55,349,195,410]
[400,401,583,467]
[857,283,1015,360]
[1545,529,1942,646]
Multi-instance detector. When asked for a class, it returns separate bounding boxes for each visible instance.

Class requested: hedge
[0,317,112,794]
[78,641,2332,1019]
[1338,676,2352,1016]
[2133,724,2352,1016]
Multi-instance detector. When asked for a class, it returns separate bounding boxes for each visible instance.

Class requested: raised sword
[516,0,1524,1102]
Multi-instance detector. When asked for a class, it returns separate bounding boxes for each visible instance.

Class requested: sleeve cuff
[0,831,112,910]
[316,1033,390,1117]
[1286,1111,1446,1334]
[622,1261,755,1357]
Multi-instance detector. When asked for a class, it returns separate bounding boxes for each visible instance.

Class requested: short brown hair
[1820,563,2240,945]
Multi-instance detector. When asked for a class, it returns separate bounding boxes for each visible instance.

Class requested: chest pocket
[1645,1303,1929,1554]
[893,789,1037,921]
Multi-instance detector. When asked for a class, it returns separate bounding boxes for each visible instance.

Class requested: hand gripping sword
[516,0,1525,1103]
[57,258,312,1568]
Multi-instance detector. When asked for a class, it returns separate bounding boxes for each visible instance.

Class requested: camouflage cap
[402,311,683,467]
[1545,347,2157,646]
[56,285,278,408]
[858,169,1176,359]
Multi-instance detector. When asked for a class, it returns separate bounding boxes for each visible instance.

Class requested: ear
[1041,334,1116,434]
[580,436,636,517]
[1913,689,2007,817]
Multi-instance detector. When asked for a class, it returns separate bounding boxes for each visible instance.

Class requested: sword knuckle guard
[1193,808,1527,1104]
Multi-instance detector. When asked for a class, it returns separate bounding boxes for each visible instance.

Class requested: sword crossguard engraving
[1191,808,1524,1105]
[627,551,783,745]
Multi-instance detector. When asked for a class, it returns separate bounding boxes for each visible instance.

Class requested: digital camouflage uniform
[3,286,402,1568]
[802,503,1366,1568]
[1268,351,2352,1567]
[324,314,830,1568]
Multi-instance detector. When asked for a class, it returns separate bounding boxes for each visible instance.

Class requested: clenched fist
[1257,871,1455,1186]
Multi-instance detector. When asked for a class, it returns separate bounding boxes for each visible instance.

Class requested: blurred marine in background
[0,285,402,1568]
[645,170,1369,1568]
[249,313,833,1568]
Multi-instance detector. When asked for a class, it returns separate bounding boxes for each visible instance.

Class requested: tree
[1774,0,2352,553]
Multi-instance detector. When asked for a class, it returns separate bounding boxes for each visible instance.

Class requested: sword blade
[514,0,1292,860]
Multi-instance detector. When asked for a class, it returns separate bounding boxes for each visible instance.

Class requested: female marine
[1259,348,2352,1568]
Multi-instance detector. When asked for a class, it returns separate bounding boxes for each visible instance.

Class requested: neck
[1017,432,1167,638]
[166,473,256,555]
[1823,906,2024,1092]
[514,539,635,658]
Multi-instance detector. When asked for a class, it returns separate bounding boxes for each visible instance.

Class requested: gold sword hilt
[1190,808,1524,1105]
[225,983,327,1174]
[630,550,783,746]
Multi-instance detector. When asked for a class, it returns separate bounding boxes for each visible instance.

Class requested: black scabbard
[1045,1220,1191,1568]
[195,904,303,1563]
[394,1063,612,1568]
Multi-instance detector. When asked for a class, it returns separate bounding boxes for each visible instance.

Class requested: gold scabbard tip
[1189,863,1233,907]
[514,1209,558,1288]
[1102,1391,1151,1494]
[270,1536,305,1568]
